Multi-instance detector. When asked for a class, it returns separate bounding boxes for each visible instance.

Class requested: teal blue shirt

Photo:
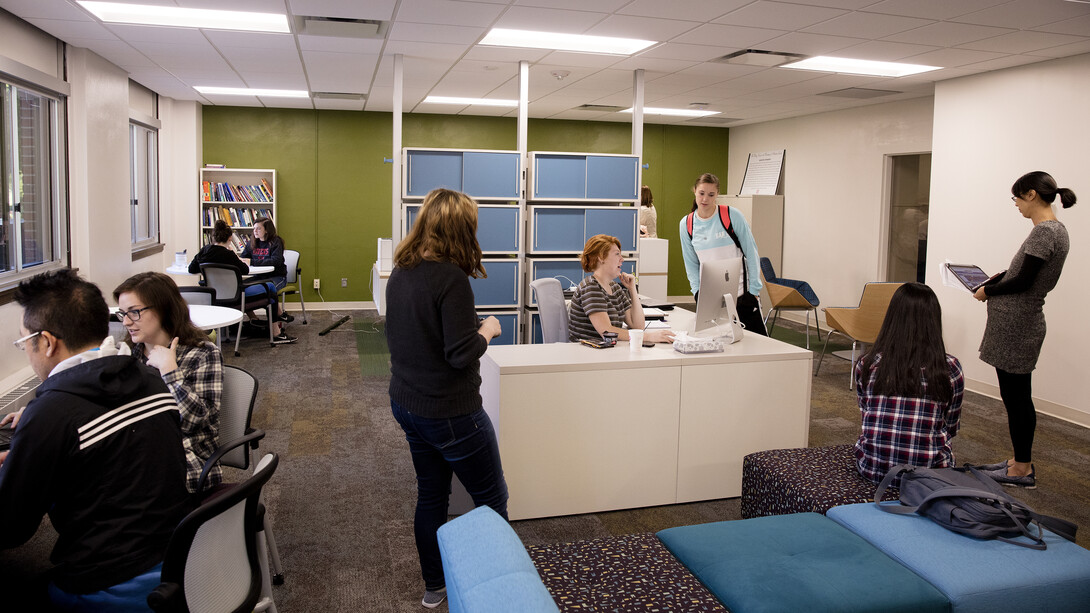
[679,206,763,296]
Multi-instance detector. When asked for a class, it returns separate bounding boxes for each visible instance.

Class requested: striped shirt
[568,276,632,342]
[854,353,964,484]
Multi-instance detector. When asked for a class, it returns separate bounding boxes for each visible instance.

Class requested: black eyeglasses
[117,306,152,322]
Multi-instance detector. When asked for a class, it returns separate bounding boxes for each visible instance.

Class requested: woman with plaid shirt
[854,283,964,485]
[115,273,222,493]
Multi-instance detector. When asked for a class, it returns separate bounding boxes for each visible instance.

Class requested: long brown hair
[113,272,208,347]
[394,188,486,278]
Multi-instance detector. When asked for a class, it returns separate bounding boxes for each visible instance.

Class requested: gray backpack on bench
[874,464,1077,550]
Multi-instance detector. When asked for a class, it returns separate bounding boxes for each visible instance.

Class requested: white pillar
[392,54,403,241]
[632,69,645,184]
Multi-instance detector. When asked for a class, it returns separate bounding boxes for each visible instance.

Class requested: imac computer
[693,257,745,338]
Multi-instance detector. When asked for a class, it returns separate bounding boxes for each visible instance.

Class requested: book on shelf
[260,178,274,200]
[204,163,226,168]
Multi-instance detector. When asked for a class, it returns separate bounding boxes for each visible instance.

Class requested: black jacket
[189,243,249,276]
[0,353,193,593]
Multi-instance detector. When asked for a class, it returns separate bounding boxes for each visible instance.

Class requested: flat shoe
[970,460,1010,471]
[979,464,1036,489]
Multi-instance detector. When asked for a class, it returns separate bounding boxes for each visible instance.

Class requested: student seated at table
[115,272,224,493]
[568,234,675,344]
[190,219,291,341]
[0,269,192,612]
[854,282,964,485]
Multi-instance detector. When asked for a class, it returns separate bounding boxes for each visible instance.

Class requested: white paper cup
[629,329,644,353]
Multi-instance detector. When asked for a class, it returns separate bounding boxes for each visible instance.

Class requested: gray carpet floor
[3,308,1088,612]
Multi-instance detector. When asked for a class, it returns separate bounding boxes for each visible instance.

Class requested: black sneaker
[277,312,295,323]
[272,333,297,345]
[249,318,269,328]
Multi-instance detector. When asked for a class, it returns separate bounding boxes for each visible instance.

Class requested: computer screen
[693,257,744,336]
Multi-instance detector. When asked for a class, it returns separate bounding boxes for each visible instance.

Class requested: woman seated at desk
[568,234,675,344]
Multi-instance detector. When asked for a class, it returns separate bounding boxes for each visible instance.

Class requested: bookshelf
[200,167,277,248]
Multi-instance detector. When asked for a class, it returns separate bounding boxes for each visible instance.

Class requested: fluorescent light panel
[481,28,655,55]
[623,107,720,118]
[424,96,518,107]
[195,86,309,98]
[781,56,940,77]
[77,1,290,33]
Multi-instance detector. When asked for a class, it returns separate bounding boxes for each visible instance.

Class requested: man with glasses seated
[0,269,193,612]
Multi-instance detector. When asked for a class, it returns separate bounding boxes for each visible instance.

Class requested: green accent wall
[202,107,728,301]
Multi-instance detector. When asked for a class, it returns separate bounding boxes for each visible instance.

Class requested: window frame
[0,57,69,298]
[129,111,161,258]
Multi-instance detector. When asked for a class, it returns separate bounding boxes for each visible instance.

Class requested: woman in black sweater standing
[385,188,507,609]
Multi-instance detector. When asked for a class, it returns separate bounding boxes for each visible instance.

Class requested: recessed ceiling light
[480,28,655,55]
[77,1,289,33]
[195,86,308,98]
[423,96,518,107]
[622,107,720,118]
[780,56,940,77]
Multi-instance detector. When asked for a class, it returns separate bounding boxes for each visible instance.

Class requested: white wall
[930,53,1090,425]
[0,13,202,389]
[726,98,934,310]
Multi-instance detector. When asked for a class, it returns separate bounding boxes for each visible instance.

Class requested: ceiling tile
[388,22,485,44]
[959,54,1057,73]
[24,17,118,41]
[680,23,787,49]
[462,46,551,63]
[515,0,629,11]
[757,31,867,56]
[1024,38,1090,58]
[256,95,314,109]
[302,51,379,91]
[860,0,1009,21]
[0,0,89,20]
[239,71,309,89]
[382,40,469,61]
[202,31,296,50]
[609,56,701,73]
[950,0,1090,29]
[639,42,736,62]
[584,15,700,41]
[716,1,848,31]
[804,12,935,38]
[535,50,626,69]
[288,0,397,20]
[883,21,1015,47]
[1033,13,1090,36]
[618,0,749,21]
[219,46,302,72]
[832,39,941,62]
[490,5,608,33]
[396,0,505,28]
[105,23,209,45]
[313,97,367,111]
[901,47,1006,68]
[772,0,881,9]
[958,31,1088,55]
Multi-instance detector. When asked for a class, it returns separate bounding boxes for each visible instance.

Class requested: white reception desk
[480,310,813,520]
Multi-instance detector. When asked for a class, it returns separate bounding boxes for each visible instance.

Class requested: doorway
[886,154,931,283]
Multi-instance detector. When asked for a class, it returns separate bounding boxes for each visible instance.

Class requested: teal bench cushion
[657,513,950,613]
[828,503,1090,613]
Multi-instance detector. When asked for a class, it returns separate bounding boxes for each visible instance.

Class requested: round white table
[166,264,274,276]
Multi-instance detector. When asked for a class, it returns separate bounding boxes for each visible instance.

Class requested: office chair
[210,365,286,586]
[277,250,308,324]
[148,446,279,613]
[530,278,570,343]
[199,263,276,356]
[815,282,903,388]
[177,286,215,306]
[759,257,821,348]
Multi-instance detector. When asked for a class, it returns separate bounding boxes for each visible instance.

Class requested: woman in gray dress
[973,171,1076,488]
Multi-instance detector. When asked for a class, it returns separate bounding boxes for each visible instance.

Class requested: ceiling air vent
[312,92,368,101]
[818,87,901,99]
[574,104,627,112]
[685,116,738,124]
[713,49,805,67]
[295,16,388,38]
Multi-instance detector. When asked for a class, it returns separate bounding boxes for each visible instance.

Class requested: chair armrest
[241,278,276,300]
[196,429,266,493]
[147,582,183,612]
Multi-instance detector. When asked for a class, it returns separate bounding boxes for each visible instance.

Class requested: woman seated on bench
[854,282,964,484]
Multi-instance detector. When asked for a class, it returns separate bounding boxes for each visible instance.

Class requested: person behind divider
[973,171,1076,489]
[854,282,964,485]
[384,188,508,609]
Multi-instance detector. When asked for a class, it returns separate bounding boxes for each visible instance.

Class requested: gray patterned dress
[978,220,1069,374]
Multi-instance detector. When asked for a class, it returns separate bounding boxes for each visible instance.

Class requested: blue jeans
[48,563,162,612]
[391,401,509,590]
[244,282,278,311]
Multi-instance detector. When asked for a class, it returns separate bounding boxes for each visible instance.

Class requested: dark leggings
[996,368,1035,463]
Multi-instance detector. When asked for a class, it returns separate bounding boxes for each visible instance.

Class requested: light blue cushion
[657,513,950,613]
[437,506,558,613]
[828,503,1090,613]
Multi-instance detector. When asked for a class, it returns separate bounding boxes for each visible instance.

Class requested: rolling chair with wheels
[529,278,570,343]
[148,444,279,613]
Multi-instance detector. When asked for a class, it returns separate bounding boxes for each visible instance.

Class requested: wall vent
[574,104,627,112]
[713,49,805,67]
[312,92,368,101]
[685,116,738,124]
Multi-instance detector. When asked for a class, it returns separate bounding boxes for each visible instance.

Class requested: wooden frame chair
[815,282,903,388]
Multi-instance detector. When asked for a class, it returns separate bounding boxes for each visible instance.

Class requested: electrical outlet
[313,279,320,289]
[341,278,348,288]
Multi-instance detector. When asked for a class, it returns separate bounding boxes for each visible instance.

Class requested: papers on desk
[645,319,671,330]
[643,307,667,320]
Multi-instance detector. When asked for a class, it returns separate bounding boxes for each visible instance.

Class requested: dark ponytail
[1012,171,1077,209]
[212,220,234,244]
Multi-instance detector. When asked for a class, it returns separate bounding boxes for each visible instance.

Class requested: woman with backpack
[678,172,767,335]
[854,282,964,485]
